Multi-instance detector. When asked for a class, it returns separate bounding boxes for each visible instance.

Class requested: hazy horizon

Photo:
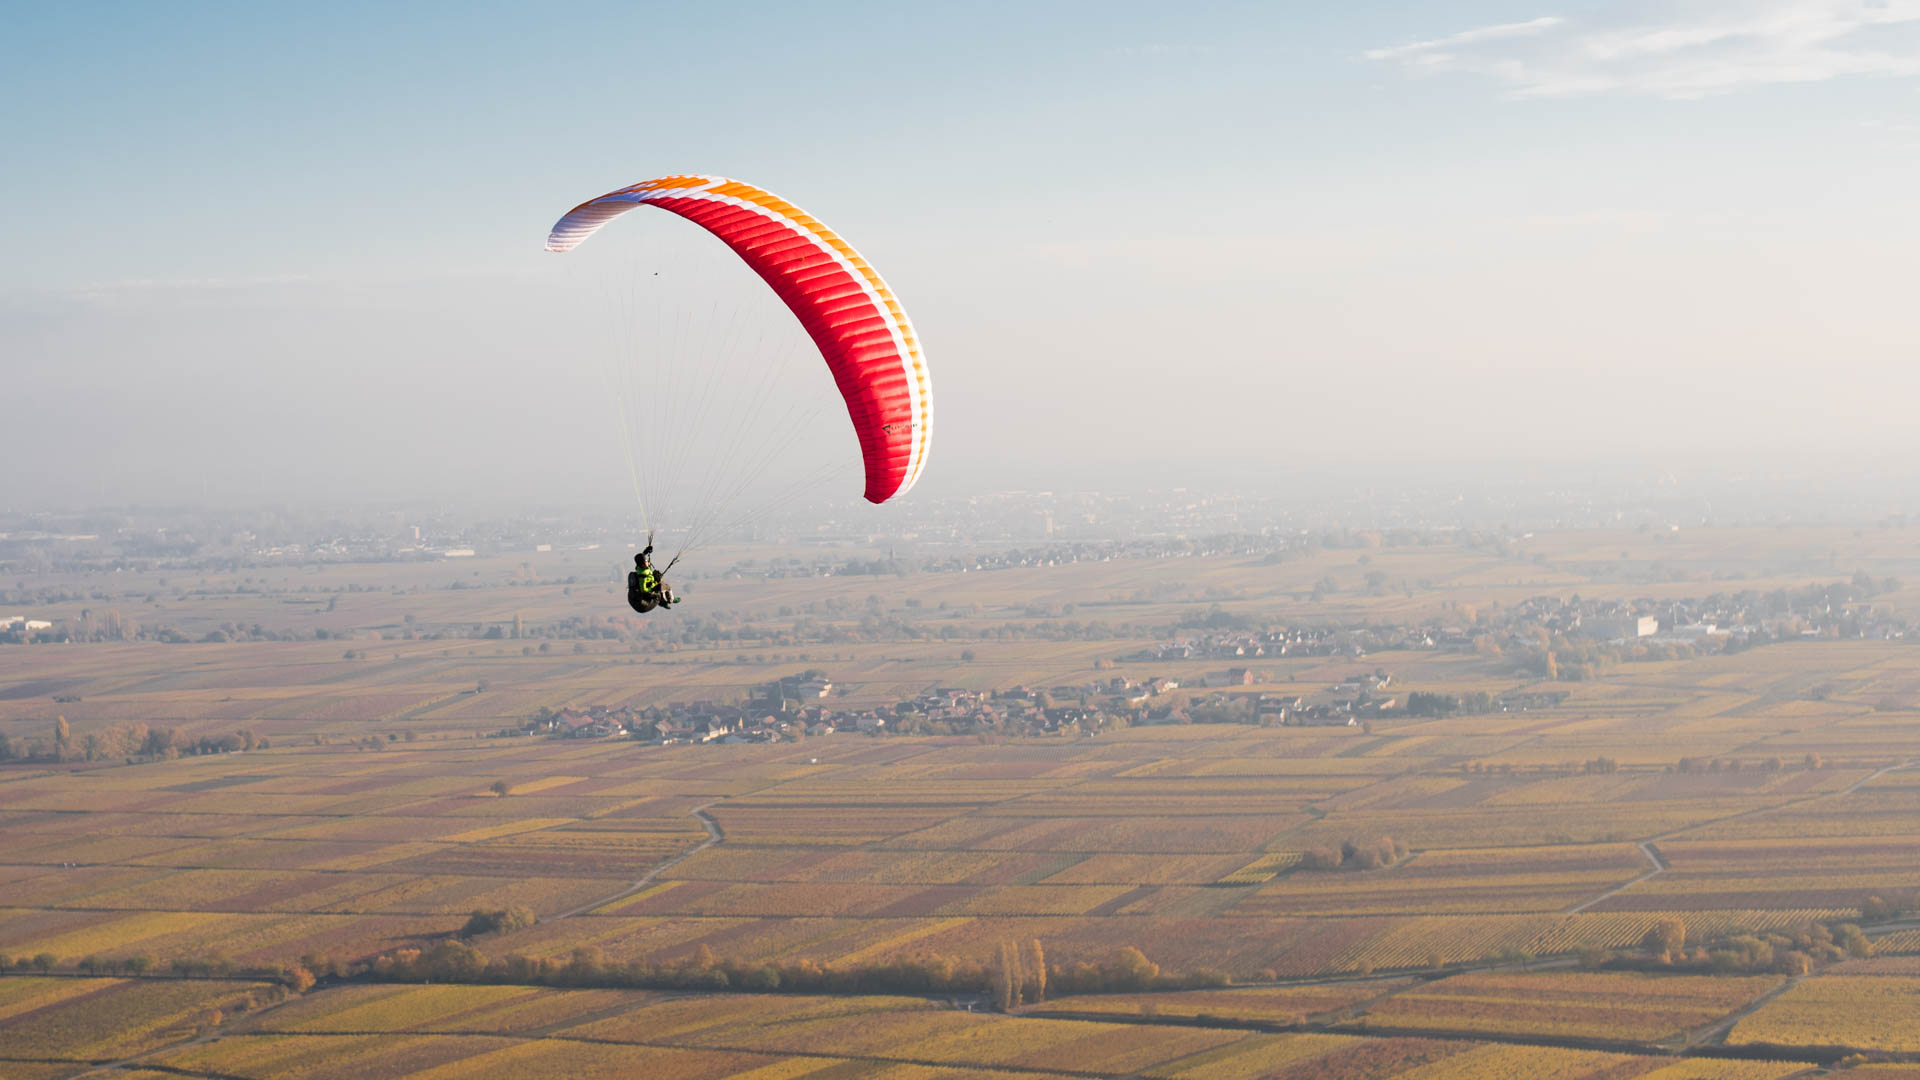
[7,0,1919,512]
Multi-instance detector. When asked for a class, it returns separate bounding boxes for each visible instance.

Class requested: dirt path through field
[1685,973,1803,1048]
[1566,840,1667,914]
[552,802,724,919]
[61,987,310,1080]
[1838,758,1913,795]
[1565,757,1913,914]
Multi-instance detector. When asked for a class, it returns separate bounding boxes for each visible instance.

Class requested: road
[1567,839,1667,915]
[1565,757,1912,915]
[554,802,724,920]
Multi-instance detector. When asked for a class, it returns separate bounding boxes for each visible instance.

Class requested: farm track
[1027,969,1894,1067]
[24,958,1902,1079]
[1648,755,1916,840]
[53,981,315,1080]
[1562,757,1914,914]
[211,1026,1146,1080]
[1025,1007,1681,1057]
[3,1060,245,1080]
[1685,973,1803,1049]
[1566,840,1667,914]
[552,802,724,919]
[1839,758,1913,795]
[195,1013,1877,1078]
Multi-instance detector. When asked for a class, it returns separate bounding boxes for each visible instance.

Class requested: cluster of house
[1125,587,1913,679]
[1497,589,1909,645]
[532,702,818,744]
[1134,625,1472,664]
[524,663,1573,744]
[1133,629,1346,661]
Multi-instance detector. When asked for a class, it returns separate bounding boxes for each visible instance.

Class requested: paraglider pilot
[627,535,677,613]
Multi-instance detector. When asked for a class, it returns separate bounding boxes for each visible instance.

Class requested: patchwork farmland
[5,529,1920,1075]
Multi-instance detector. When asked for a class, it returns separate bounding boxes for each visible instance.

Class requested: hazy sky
[5,1,1918,511]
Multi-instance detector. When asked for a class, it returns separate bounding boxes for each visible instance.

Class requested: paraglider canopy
[548,175,932,504]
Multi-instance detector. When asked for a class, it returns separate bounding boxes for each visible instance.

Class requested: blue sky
[5,1,1919,508]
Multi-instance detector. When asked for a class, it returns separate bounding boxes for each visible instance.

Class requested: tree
[1300,846,1343,871]
[461,905,537,938]
[32,952,57,973]
[740,965,780,990]
[995,941,1023,1011]
[1109,946,1159,991]
[489,780,511,797]
[143,727,179,760]
[1026,940,1047,1003]
[1836,924,1872,959]
[425,941,486,981]
[1642,917,1686,959]
[53,716,72,761]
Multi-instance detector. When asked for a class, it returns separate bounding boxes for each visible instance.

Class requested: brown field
[1727,975,1920,1052]
[4,528,1919,1074]
[1350,971,1784,1042]
[2,982,1812,1080]
[0,975,276,1060]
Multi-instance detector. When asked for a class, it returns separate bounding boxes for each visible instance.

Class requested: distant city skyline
[5,1,1918,509]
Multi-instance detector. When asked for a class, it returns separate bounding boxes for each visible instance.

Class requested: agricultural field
[1727,974,1920,1052]
[1033,979,1417,1024]
[1348,971,1784,1043]
[20,984,1810,1080]
[0,975,276,1063]
[4,528,1920,1073]
[12,712,1914,983]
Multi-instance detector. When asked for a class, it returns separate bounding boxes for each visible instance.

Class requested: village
[520,664,1584,746]
[507,576,1913,748]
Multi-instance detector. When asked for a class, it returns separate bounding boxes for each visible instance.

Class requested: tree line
[0,719,267,763]
[1580,898,1911,976]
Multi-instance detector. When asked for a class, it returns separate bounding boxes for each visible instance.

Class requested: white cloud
[1364,17,1565,62]
[1367,1,1920,99]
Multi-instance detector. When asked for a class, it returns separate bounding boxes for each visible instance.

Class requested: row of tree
[0,949,314,992]
[23,899,1912,1003]
[1592,907,1901,975]
[1676,754,1826,773]
[0,719,265,763]
[1403,691,1498,718]
[352,937,1224,1004]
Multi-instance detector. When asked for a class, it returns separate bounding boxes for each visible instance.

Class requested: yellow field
[1354,971,1783,1042]
[1729,975,1920,1051]
[3,528,1919,1073]
[0,977,274,1060]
